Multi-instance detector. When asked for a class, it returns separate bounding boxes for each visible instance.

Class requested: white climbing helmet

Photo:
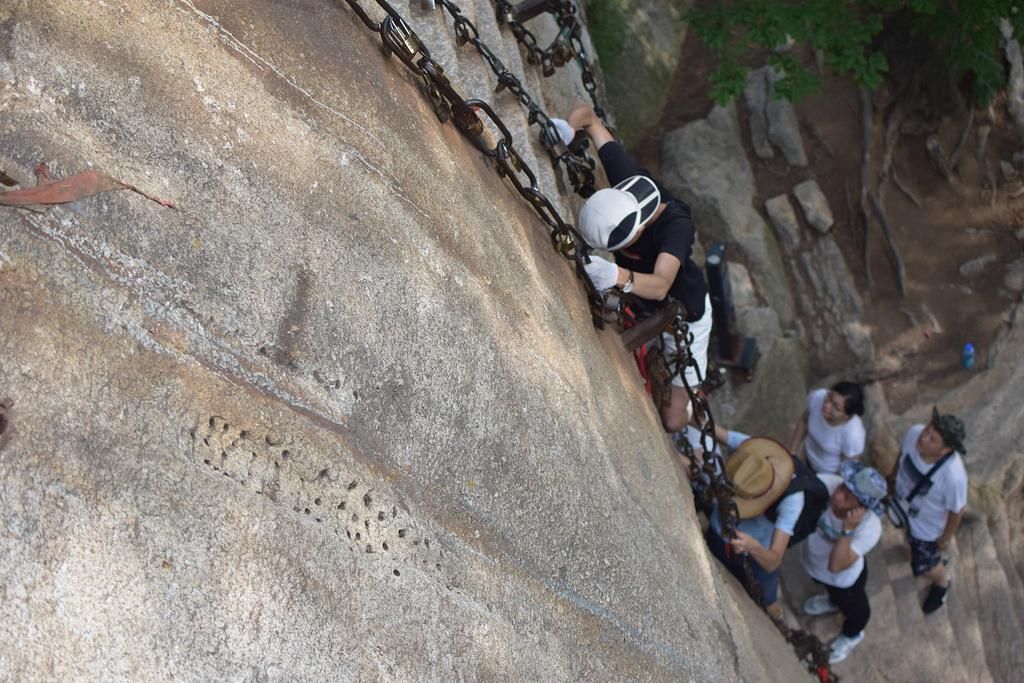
[578,174,661,251]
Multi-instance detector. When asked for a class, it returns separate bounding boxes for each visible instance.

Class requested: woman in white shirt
[789,382,866,474]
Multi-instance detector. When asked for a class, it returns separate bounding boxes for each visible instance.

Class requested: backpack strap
[905,451,956,503]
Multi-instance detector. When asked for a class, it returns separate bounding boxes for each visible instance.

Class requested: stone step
[947,523,996,683]
[883,525,971,683]
[967,515,1024,682]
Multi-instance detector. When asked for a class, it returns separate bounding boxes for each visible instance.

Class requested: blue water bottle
[962,343,975,369]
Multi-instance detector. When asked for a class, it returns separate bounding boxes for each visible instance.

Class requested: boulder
[792,180,834,234]
[1004,257,1024,291]
[960,253,998,277]
[744,67,774,159]
[661,104,795,325]
[764,194,802,250]
[766,98,808,167]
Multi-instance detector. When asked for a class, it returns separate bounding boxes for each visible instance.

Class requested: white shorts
[662,293,712,389]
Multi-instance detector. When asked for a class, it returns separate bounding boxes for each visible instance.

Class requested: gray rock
[792,179,834,233]
[744,67,775,159]
[728,261,758,310]
[1005,25,1024,141]
[798,235,868,369]
[661,104,795,325]
[1002,160,1020,183]
[0,3,814,682]
[1005,257,1024,291]
[960,253,998,277]
[766,97,808,167]
[764,194,801,249]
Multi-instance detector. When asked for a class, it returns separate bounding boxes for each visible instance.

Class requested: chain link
[494,0,606,122]
[435,0,597,197]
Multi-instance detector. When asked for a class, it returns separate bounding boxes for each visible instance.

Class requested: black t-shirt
[598,141,707,320]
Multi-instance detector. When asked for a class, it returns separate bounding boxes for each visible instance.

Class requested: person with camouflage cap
[889,407,968,614]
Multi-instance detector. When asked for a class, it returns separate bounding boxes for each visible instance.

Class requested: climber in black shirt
[566,103,712,432]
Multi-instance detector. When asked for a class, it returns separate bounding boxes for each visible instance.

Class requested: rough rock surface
[661,104,796,326]
[0,1,812,680]
[792,180,834,234]
[744,67,774,160]
[793,235,872,373]
[597,0,692,144]
[764,194,802,250]
[766,98,808,168]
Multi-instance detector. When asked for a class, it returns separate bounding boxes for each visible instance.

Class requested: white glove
[549,118,576,145]
[584,255,620,291]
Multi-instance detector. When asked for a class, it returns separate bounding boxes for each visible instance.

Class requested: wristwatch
[621,270,635,294]
[840,529,855,538]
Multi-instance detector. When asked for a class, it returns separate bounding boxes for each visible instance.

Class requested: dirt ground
[632,30,1024,415]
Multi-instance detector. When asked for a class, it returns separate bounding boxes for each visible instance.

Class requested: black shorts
[909,536,943,576]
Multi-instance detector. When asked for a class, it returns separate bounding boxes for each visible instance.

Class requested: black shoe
[922,582,949,614]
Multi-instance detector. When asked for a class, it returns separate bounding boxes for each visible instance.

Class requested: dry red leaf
[0,167,176,210]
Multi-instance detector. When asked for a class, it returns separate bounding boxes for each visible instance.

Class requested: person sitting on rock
[699,434,806,621]
[788,382,866,474]
[564,103,711,432]
[800,461,886,664]
[889,408,968,614]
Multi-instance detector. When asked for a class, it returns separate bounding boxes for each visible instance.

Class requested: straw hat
[726,438,794,519]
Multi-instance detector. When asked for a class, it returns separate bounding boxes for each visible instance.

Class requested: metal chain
[666,314,836,682]
[339,0,607,325]
[342,0,831,676]
[493,0,606,122]
[434,0,597,197]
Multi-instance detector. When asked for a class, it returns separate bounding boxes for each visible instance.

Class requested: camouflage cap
[931,407,966,455]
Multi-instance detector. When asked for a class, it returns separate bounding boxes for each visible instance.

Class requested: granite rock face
[0,2,810,681]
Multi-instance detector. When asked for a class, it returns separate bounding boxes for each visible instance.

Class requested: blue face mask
[816,512,841,542]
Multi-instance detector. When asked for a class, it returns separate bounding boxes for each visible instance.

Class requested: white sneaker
[829,631,865,664]
[802,594,839,616]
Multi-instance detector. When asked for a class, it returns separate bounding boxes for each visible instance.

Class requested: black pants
[818,565,870,637]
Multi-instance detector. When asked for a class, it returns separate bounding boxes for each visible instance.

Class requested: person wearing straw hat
[890,407,968,614]
[800,461,887,664]
[703,436,804,620]
[560,103,712,433]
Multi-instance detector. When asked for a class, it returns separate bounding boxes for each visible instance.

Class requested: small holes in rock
[351,513,359,522]
[365,544,374,553]
[239,430,249,439]
[346,529,352,540]
[355,532,361,541]
[203,459,211,465]
[435,563,441,571]
[392,506,397,518]
[314,498,321,506]
[398,529,407,538]
[273,461,280,469]
[382,541,389,551]
[337,501,346,510]
[281,450,290,459]
[364,519,370,530]
[363,493,372,508]
[377,511,385,521]
[208,417,216,428]
[424,539,430,548]
[393,569,400,577]
[304,508,310,515]
[347,481,358,491]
